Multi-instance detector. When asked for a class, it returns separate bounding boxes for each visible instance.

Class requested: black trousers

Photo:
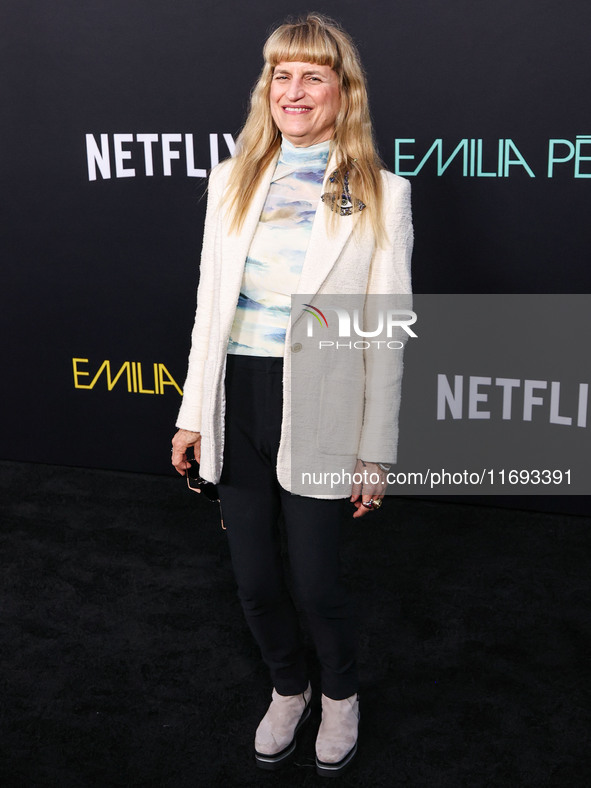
[218,354,358,700]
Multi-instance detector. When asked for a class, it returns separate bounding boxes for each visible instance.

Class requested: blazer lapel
[294,154,356,323]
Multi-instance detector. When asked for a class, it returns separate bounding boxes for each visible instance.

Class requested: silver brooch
[321,170,366,216]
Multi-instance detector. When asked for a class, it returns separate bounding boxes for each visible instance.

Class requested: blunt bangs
[263,22,342,73]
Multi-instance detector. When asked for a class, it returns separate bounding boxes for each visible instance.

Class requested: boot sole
[254,704,311,770]
[316,741,357,777]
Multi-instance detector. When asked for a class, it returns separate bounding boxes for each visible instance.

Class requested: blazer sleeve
[356,173,414,463]
[175,163,227,432]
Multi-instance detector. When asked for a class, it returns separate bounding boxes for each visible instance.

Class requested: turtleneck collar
[279,135,331,167]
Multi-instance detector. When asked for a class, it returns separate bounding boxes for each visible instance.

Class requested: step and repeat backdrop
[3,1,590,512]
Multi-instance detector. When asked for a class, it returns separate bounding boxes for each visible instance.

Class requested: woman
[171,13,412,776]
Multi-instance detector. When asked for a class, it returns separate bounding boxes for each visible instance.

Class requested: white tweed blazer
[176,152,413,497]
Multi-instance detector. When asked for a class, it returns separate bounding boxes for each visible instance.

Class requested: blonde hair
[224,13,386,244]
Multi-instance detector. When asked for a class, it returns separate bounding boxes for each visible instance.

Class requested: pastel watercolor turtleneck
[227,136,330,357]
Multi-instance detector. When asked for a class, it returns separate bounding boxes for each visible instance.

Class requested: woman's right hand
[171,429,201,475]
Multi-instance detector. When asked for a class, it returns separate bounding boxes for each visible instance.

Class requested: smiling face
[269,61,341,147]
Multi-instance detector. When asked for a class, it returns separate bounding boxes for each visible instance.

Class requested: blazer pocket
[316,373,364,456]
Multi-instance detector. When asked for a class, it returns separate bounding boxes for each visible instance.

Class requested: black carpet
[1,460,590,787]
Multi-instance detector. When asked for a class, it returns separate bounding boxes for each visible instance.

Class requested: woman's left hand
[350,459,388,518]
[171,428,201,475]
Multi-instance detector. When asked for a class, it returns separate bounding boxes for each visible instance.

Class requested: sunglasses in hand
[185,446,225,529]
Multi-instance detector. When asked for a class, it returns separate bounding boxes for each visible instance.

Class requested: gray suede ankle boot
[254,683,312,770]
[315,692,359,776]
